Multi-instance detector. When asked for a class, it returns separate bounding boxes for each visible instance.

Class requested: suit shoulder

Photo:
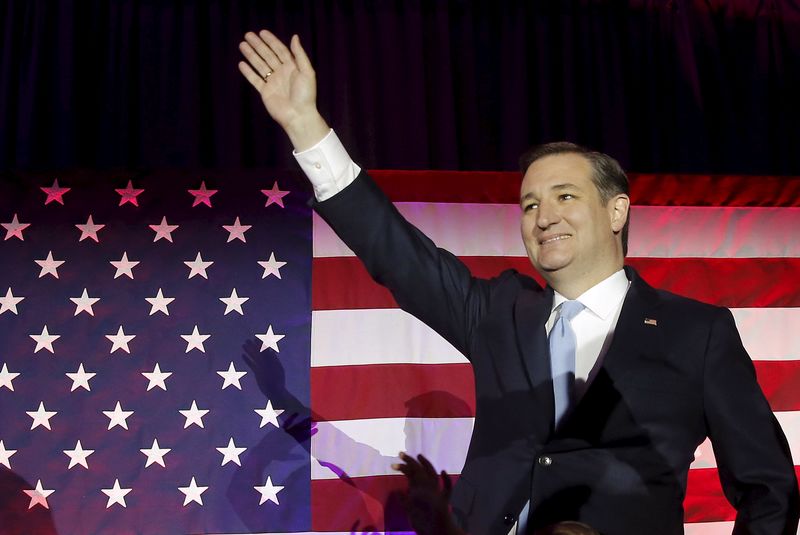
[651,287,730,320]
[491,268,542,292]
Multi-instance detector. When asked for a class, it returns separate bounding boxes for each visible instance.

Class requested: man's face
[520,153,626,287]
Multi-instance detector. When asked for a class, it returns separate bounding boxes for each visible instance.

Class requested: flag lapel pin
[644,318,658,326]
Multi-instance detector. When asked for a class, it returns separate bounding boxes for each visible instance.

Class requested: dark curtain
[1,0,799,174]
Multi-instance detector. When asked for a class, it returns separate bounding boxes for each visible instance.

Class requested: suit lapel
[514,286,555,430]
[569,267,663,418]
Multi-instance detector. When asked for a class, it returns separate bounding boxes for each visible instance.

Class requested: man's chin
[533,258,570,274]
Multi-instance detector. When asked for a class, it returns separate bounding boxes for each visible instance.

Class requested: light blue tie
[550,300,584,426]
[517,300,584,534]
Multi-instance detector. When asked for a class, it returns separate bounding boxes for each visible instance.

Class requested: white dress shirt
[293,129,360,201]
[547,270,631,403]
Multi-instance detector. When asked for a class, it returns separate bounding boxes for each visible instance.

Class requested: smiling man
[519,144,630,299]
[238,29,799,535]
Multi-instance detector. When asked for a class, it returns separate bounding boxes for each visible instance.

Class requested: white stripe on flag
[313,205,800,259]
[311,417,474,480]
[311,308,467,367]
[311,308,800,367]
[311,411,800,481]
[682,522,736,535]
[731,308,800,361]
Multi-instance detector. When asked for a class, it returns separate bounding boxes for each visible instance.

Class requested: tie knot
[559,300,584,321]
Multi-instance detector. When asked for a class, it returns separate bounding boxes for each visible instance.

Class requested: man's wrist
[284,110,330,152]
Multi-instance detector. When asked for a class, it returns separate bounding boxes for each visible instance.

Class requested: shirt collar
[551,269,630,319]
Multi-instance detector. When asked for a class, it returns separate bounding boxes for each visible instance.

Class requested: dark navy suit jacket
[314,171,799,535]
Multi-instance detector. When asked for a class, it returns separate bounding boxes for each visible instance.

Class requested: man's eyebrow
[520,183,580,204]
[551,182,579,191]
[520,192,536,203]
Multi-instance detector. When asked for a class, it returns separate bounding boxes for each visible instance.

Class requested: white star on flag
[217,362,247,390]
[115,180,144,207]
[216,437,247,466]
[142,363,172,391]
[255,400,285,429]
[184,252,213,279]
[2,213,31,241]
[258,252,287,279]
[0,440,17,469]
[70,288,100,316]
[101,479,132,508]
[41,179,71,205]
[145,288,175,315]
[66,363,96,392]
[27,401,57,430]
[254,476,284,505]
[64,440,95,469]
[23,480,54,509]
[30,325,60,354]
[35,250,65,279]
[149,216,179,242]
[0,287,25,315]
[261,181,290,208]
[75,214,105,242]
[181,325,210,353]
[222,216,251,243]
[106,326,136,354]
[0,363,20,391]
[110,252,140,279]
[140,438,171,468]
[179,400,209,429]
[178,477,209,506]
[220,288,249,315]
[256,325,285,353]
[188,181,217,207]
[103,401,134,430]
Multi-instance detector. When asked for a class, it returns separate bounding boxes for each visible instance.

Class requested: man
[238,30,799,534]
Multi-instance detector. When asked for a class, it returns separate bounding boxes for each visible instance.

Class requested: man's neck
[545,264,625,300]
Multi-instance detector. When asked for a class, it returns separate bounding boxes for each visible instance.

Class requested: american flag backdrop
[309,170,800,534]
[0,169,314,534]
[1,168,799,534]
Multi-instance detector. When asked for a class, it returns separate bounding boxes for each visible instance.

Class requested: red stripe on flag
[369,170,800,207]
[311,362,799,421]
[684,468,736,522]
[311,468,800,530]
[311,363,475,422]
[311,474,421,532]
[313,257,800,310]
[754,361,800,412]
[684,467,800,522]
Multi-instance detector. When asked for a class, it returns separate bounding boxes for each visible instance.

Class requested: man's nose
[536,201,559,229]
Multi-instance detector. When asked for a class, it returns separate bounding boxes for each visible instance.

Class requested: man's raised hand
[238,30,329,151]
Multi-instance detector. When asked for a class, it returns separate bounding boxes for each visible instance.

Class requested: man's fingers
[239,40,273,80]
[440,470,453,496]
[291,34,315,76]
[245,31,282,73]
[238,61,265,91]
[259,29,293,65]
[392,462,413,477]
[417,453,437,477]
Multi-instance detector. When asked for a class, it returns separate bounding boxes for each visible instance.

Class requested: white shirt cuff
[293,129,362,201]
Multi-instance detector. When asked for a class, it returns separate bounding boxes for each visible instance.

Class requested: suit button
[503,513,516,525]
[538,455,552,466]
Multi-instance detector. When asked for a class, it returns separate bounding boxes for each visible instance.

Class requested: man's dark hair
[519,141,630,256]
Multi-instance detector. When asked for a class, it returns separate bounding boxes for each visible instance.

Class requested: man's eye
[523,203,538,212]
[559,194,574,201]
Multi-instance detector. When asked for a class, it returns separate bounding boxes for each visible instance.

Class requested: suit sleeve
[703,307,800,534]
[313,170,493,357]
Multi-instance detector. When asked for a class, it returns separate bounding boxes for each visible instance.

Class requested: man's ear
[609,194,630,232]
